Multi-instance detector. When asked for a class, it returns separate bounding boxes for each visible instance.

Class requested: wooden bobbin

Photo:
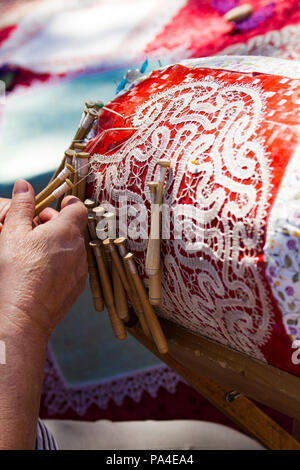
[35,163,74,205]
[90,240,126,340]
[93,205,105,222]
[145,160,170,279]
[74,108,98,142]
[124,253,168,354]
[87,214,97,240]
[35,179,74,217]
[75,152,90,201]
[224,4,253,23]
[84,231,104,312]
[74,143,86,152]
[102,212,116,239]
[54,150,76,210]
[103,239,129,322]
[114,238,150,337]
[84,198,96,213]
[146,181,162,305]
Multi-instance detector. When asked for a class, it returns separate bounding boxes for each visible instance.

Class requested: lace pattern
[219,24,300,61]
[89,63,282,362]
[42,348,183,416]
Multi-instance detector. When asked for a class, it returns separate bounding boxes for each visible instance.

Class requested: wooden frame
[128,317,300,449]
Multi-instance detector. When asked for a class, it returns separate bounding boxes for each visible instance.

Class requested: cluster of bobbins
[35,99,169,355]
[84,200,168,355]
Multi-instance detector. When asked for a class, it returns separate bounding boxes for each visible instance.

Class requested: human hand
[0,197,10,231]
[0,179,88,341]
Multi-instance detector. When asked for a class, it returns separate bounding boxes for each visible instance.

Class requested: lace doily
[42,348,183,416]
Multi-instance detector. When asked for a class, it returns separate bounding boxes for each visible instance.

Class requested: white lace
[90,67,276,361]
[219,24,300,61]
[42,348,183,416]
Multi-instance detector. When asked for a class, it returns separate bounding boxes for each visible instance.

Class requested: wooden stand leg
[128,323,300,450]
[293,419,300,442]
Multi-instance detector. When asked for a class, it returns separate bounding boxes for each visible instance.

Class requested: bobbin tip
[74,143,86,151]
[88,213,96,221]
[89,240,101,247]
[103,211,115,219]
[157,159,171,168]
[84,198,96,209]
[65,163,75,173]
[66,178,74,190]
[123,252,134,262]
[65,148,76,157]
[85,100,96,108]
[92,206,105,216]
[114,237,126,246]
[77,152,90,159]
[102,238,112,246]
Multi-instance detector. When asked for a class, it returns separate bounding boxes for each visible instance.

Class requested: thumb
[4,179,35,232]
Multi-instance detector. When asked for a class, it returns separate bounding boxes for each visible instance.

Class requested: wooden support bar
[129,323,300,450]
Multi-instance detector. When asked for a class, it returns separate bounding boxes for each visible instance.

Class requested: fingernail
[13,179,29,195]
[65,197,79,206]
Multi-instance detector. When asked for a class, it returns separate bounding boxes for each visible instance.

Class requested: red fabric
[0,24,17,47]
[86,64,300,377]
[145,0,300,58]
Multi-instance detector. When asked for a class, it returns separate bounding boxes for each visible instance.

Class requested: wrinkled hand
[0,180,88,340]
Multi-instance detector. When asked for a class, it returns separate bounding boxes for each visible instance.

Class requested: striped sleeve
[35,419,59,450]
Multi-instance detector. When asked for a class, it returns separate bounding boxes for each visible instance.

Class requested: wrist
[0,303,51,348]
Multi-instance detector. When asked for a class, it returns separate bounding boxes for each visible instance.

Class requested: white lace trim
[42,348,183,416]
[90,66,277,362]
[218,24,300,62]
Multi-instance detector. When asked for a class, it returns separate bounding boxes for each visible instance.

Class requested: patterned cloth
[35,419,59,450]
[85,56,300,376]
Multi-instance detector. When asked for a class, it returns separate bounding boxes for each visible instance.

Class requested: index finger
[58,196,88,233]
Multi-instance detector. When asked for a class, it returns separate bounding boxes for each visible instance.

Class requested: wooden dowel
[104,239,130,292]
[112,261,129,322]
[74,108,98,142]
[35,164,74,205]
[90,240,126,340]
[146,181,162,304]
[87,214,97,240]
[76,152,90,201]
[84,231,104,312]
[124,252,167,353]
[114,238,151,336]
[34,179,74,217]
[149,272,162,306]
[145,161,170,278]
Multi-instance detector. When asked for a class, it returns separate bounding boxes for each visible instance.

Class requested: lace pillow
[86,56,300,376]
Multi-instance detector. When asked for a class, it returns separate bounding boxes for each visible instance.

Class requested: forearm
[0,312,48,449]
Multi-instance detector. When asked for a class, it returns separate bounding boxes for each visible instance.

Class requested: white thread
[58,165,72,182]
[52,181,69,199]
